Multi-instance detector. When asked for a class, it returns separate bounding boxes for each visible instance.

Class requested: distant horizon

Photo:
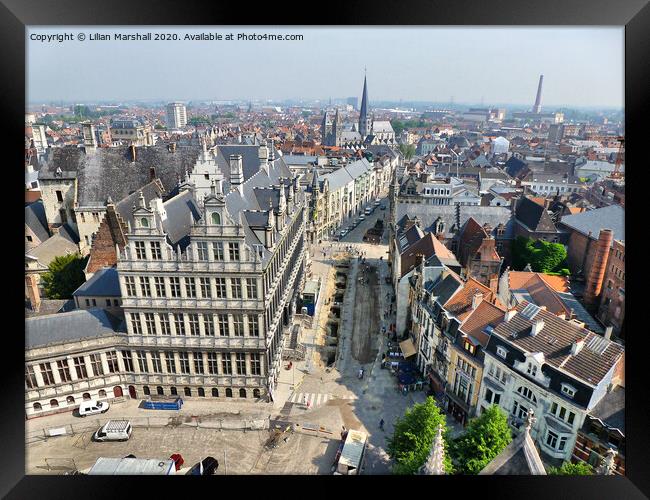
[28,27,624,108]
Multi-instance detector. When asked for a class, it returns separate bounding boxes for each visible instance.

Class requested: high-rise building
[532,75,544,114]
[166,102,187,129]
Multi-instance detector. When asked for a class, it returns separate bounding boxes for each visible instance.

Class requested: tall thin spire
[359,72,370,137]
[533,74,544,113]
[421,424,446,475]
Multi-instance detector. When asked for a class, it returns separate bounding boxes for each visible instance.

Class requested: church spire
[421,424,446,475]
[359,71,370,137]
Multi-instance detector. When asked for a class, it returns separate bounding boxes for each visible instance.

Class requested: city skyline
[27,27,623,108]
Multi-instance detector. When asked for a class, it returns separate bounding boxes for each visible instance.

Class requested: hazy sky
[27,27,623,108]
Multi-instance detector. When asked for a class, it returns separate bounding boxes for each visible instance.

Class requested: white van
[93,420,133,442]
[78,400,110,417]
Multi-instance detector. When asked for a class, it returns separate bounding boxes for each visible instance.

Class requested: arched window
[211,212,221,225]
[239,388,247,398]
[98,389,107,398]
[156,386,164,395]
[82,392,91,401]
[143,386,151,396]
[140,217,149,227]
[170,386,178,396]
[253,388,260,399]
[211,388,219,397]
[226,388,233,398]
[50,399,59,408]
[33,402,42,411]
[198,387,205,397]
[517,386,537,404]
[66,396,75,404]
[184,387,191,397]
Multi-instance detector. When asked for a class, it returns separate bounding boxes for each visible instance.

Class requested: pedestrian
[379,418,385,431]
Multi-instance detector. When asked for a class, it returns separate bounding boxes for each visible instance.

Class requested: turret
[230,154,244,192]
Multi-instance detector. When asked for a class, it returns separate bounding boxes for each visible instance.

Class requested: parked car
[78,400,110,417]
[380,205,386,210]
[186,456,219,475]
[93,420,132,442]
[364,207,372,215]
[359,215,366,221]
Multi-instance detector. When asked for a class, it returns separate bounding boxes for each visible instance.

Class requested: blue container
[142,397,183,410]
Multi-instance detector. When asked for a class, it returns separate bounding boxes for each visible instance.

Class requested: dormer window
[526,362,538,377]
[561,384,576,398]
[496,346,508,359]
[211,212,221,225]
[464,340,476,355]
[140,217,149,228]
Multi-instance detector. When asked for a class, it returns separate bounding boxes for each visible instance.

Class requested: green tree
[40,254,87,299]
[398,143,416,160]
[549,462,594,475]
[535,240,567,273]
[449,405,512,474]
[386,396,453,474]
[511,236,568,274]
[391,120,406,135]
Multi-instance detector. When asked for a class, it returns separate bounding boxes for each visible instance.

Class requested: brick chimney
[25,274,41,312]
[584,229,614,306]
[472,292,483,310]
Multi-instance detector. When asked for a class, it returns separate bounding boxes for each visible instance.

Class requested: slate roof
[73,267,121,297]
[491,301,624,387]
[588,385,625,434]
[430,271,464,305]
[504,156,530,178]
[25,200,49,243]
[25,308,125,349]
[515,196,558,233]
[479,429,546,475]
[559,205,624,244]
[39,145,202,206]
[163,190,202,248]
[214,144,269,183]
[115,179,166,229]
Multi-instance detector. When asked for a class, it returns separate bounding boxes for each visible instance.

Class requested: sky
[27,27,624,108]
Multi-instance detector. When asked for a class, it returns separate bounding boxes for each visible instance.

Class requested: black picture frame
[4,0,648,497]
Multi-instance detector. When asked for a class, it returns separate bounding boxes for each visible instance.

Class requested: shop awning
[399,339,417,358]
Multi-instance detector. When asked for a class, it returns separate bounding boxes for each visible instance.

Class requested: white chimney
[570,338,585,355]
[505,309,517,322]
[472,292,483,310]
[604,326,613,340]
[530,319,545,336]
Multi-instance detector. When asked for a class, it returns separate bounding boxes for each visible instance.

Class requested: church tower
[359,73,372,139]
[333,108,343,147]
[321,111,333,145]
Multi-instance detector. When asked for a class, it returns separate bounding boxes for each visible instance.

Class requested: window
[159,314,171,335]
[136,351,148,372]
[211,212,221,224]
[212,388,219,397]
[453,372,472,404]
[169,277,181,297]
[156,386,164,395]
[106,351,119,373]
[144,313,156,335]
[139,276,151,297]
[113,299,119,306]
[249,316,259,337]
[185,278,196,298]
[207,353,219,374]
[130,313,142,335]
[215,278,226,298]
[174,314,185,336]
[26,365,38,389]
[154,276,165,297]
[250,353,261,375]
[150,352,162,373]
[230,278,242,299]
[150,241,162,260]
[26,235,33,243]
[233,315,244,336]
[54,359,72,382]
[199,277,211,298]
[50,399,59,408]
[516,386,537,403]
[71,358,89,381]
[203,315,215,336]
[56,190,63,202]
[546,430,559,449]
[106,299,111,306]
[198,387,206,397]
[526,362,538,377]
[246,278,257,299]
[463,340,476,355]
[124,276,136,296]
[89,354,103,376]
[229,242,240,261]
[194,353,204,374]
[178,352,190,374]
[197,242,208,261]
[143,385,151,395]
[559,436,568,451]
[561,384,576,398]
[218,314,229,336]
[239,388,247,398]
[184,387,192,396]
[188,314,200,336]
[511,400,528,420]
[121,351,134,372]
[170,386,178,395]
[484,388,501,405]
[496,346,508,359]
[222,354,232,375]
[226,388,233,397]
[135,241,146,259]
[212,242,224,261]
[236,353,247,375]
[165,353,176,374]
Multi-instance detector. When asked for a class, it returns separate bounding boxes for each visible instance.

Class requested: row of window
[26,352,119,389]
[128,312,260,337]
[84,298,120,308]
[124,275,258,300]
[132,240,241,262]
[121,350,262,376]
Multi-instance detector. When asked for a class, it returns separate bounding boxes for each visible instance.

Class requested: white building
[490,137,510,155]
[166,102,188,130]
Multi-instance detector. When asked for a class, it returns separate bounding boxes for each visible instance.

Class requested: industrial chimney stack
[533,74,544,114]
